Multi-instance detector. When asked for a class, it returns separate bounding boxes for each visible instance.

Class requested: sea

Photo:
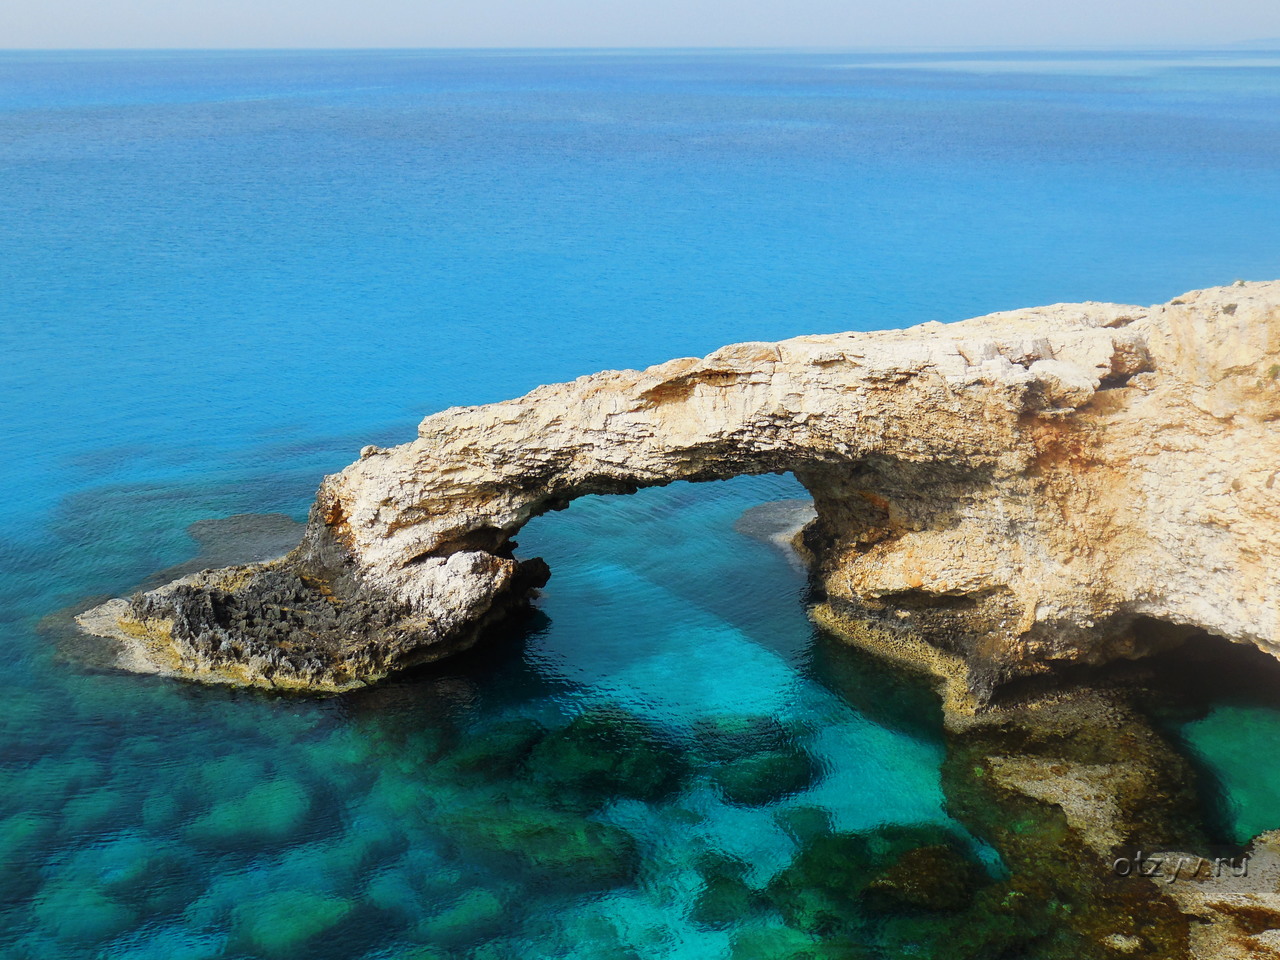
[1,49,1279,959]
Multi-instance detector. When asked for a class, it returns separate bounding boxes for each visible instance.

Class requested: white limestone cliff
[78,281,1280,696]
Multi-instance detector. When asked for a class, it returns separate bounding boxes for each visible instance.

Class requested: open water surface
[2,49,1280,957]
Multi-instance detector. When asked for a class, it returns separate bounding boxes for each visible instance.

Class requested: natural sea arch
[77,283,1280,710]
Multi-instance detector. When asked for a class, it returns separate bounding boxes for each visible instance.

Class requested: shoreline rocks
[804,618,1280,960]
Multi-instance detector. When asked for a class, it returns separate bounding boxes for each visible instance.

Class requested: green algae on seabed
[690,715,823,807]
[728,923,868,960]
[709,745,821,806]
[232,891,354,958]
[412,888,508,948]
[765,820,991,940]
[524,708,690,807]
[33,881,138,944]
[184,777,314,848]
[689,851,764,928]
[439,799,642,888]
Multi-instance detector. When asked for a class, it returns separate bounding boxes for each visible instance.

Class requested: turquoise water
[1181,705,1280,843]
[1157,638,1280,845]
[3,49,1280,957]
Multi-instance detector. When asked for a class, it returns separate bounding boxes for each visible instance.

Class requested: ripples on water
[2,49,1280,957]
[5,476,974,958]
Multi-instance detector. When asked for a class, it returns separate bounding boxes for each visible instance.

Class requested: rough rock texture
[78,281,1280,693]
[928,636,1280,960]
[1162,831,1280,960]
[939,679,1208,959]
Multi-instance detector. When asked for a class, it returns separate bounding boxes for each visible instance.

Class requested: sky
[2,0,1279,50]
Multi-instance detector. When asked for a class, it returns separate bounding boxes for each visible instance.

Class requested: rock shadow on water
[336,608,573,753]
[804,621,948,746]
[1128,631,1280,845]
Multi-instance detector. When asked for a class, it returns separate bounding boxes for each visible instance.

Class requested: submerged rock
[862,842,987,912]
[33,880,137,944]
[710,746,820,807]
[76,282,1280,699]
[441,716,547,778]
[437,799,640,890]
[689,715,821,804]
[690,851,764,928]
[524,709,688,808]
[728,923,870,960]
[231,891,354,958]
[734,497,816,568]
[184,777,313,848]
[412,888,507,948]
[690,715,794,763]
[766,822,986,938]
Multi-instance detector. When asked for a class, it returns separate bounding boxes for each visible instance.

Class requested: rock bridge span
[79,282,1280,705]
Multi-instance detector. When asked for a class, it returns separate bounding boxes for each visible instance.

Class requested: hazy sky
[3,0,1279,50]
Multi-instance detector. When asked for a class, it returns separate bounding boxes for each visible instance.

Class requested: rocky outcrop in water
[78,281,1280,694]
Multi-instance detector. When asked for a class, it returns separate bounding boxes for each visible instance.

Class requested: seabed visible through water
[4,47,1280,959]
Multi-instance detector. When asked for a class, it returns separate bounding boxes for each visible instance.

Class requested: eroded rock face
[78,282,1280,693]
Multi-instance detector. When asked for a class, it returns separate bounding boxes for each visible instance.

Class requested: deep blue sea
[2,49,1280,958]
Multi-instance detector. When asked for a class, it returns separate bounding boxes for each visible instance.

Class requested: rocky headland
[78,280,1280,703]
[73,280,1280,957]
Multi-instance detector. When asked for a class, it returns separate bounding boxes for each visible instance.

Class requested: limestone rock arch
[79,282,1280,703]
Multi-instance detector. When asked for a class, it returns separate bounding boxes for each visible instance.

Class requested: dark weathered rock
[862,843,987,912]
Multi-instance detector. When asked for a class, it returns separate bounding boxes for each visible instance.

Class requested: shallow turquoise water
[4,476,962,958]
[1180,705,1280,843]
[3,49,1280,957]
[1164,640,1280,845]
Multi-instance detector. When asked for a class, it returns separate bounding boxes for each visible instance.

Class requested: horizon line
[3,40,1280,54]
